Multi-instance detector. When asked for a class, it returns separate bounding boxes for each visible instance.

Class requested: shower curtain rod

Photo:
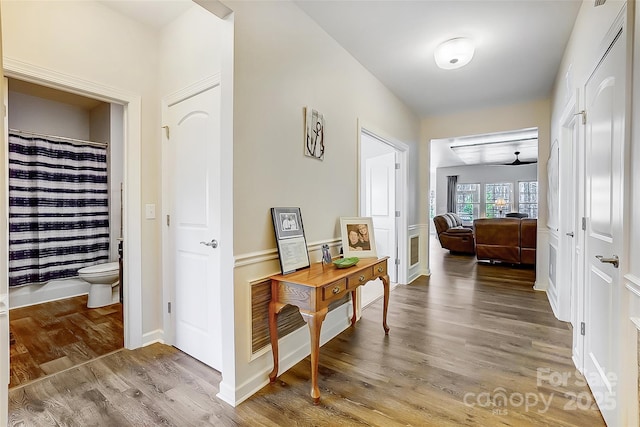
[9,128,108,148]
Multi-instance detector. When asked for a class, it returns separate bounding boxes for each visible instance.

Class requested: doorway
[359,127,407,308]
[4,78,126,386]
[1,57,145,357]
[162,79,223,371]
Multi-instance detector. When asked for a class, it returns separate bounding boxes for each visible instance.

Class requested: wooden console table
[268,257,390,404]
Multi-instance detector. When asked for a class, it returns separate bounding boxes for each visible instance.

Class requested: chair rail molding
[234,238,341,268]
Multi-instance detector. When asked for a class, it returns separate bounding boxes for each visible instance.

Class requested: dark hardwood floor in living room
[9,295,123,388]
[8,240,604,426]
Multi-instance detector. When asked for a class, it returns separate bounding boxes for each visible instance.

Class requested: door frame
[357,121,408,286]
[558,91,585,371]
[160,74,221,347]
[1,58,143,348]
[556,94,579,324]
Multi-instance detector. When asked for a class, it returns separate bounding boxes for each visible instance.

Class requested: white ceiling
[98,0,581,117]
[97,0,581,167]
[295,0,582,117]
[432,127,538,168]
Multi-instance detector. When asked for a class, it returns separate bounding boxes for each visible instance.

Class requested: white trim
[163,74,221,107]
[3,57,143,349]
[625,274,640,297]
[142,329,165,346]
[234,238,341,268]
[357,120,409,286]
[215,13,236,406]
[547,238,560,317]
[409,223,430,281]
[534,228,550,291]
[3,58,133,103]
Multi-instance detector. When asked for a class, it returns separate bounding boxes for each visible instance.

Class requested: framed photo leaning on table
[340,217,377,258]
[271,207,310,274]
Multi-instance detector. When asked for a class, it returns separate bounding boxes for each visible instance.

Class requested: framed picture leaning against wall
[340,217,377,258]
[271,207,310,274]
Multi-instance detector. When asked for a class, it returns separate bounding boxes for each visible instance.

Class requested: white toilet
[78,261,120,308]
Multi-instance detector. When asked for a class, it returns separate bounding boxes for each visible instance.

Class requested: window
[485,183,512,218]
[518,181,538,218]
[455,183,480,222]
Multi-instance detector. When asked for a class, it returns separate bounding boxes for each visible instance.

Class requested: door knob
[595,254,618,268]
[566,232,574,237]
[200,239,218,248]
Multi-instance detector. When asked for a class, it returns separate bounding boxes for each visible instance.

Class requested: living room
[430,127,539,265]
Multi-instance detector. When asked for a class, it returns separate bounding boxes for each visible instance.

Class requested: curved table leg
[380,273,390,335]
[300,307,328,404]
[268,298,286,383]
[350,290,357,326]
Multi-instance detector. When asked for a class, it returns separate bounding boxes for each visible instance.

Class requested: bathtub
[9,277,90,309]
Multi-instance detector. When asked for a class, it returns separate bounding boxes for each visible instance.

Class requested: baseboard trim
[533,282,547,291]
[142,329,164,347]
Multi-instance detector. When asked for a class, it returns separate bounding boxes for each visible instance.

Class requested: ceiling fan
[506,151,536,166]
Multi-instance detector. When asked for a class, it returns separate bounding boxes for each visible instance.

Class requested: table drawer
[373,260,387,276]
[347,267,373,289]
[322,278,347,301]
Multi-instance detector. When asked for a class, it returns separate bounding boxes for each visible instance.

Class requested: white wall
[435,163,538,217]
[158,4,223,95]
[90,102,124,263]
[229,0,420,404]
[8,91,90,138]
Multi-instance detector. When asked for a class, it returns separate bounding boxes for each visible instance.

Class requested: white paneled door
[583,20,626,427]
[166,84,222,371]
[362,150,396,307]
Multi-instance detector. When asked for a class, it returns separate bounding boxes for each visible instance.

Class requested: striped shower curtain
[8,133,110,287]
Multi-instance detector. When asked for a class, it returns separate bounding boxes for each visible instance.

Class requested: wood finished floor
[9,295,123,388]
[8,243,605,426]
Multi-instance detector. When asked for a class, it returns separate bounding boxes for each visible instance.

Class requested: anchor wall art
[304,107,325,160]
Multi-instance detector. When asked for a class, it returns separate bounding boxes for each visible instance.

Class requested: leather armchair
[433,213,475,254]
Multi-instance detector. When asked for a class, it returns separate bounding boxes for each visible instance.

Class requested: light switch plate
[145,204,156,219]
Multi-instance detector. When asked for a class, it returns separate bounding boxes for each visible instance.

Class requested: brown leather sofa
[520,219,537,265]
[433,213,475,254]
[473,218,537,265]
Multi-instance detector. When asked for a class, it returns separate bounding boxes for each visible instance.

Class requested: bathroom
[6,78,124,385]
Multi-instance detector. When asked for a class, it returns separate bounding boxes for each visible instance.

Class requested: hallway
[8,249,603,425]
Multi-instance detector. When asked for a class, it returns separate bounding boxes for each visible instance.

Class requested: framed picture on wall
[340,217,377,258]
[271,207,310,274]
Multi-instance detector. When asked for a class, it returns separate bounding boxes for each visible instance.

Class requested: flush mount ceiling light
[434,37,475,70]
